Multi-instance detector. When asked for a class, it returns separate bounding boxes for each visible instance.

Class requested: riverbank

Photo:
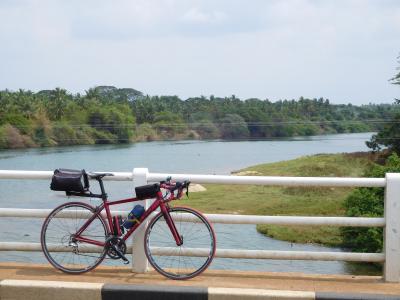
[180,152,377,247]
[0,122,374,150]
[1,87,393,150]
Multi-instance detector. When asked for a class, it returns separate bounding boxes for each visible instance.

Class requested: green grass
[178,153,376,247]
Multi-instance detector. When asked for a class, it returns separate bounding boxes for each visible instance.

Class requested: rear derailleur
[106,236,129,264]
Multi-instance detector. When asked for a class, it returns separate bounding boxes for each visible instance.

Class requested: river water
[0,132,379,275]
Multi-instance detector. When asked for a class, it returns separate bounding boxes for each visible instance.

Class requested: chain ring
[106,237,127,260]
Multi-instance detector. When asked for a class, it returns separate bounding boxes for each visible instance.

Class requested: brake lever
[185,181,190,198]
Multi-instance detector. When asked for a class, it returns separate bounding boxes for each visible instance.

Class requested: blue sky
[0,0,399,104]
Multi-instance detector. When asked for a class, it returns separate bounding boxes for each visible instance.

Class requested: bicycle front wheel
[145,207,216,280]
[41,202,108,274]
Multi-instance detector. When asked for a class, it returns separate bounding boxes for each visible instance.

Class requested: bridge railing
[0,169,398,282]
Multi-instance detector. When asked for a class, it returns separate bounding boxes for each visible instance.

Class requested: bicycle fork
[160,204,183,246]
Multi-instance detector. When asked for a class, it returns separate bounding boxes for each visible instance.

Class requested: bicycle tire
[40,202,108,274]
[144,206,216,280]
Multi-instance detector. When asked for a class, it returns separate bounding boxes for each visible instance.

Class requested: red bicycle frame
[74,189,183,247]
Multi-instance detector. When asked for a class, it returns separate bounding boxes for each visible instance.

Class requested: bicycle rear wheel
[144,206,216,280]
[41,202,108,274]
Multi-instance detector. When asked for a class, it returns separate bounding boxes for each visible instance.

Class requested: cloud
[181,8,227,24]
[0,0,399,104]
[68,1,264,39]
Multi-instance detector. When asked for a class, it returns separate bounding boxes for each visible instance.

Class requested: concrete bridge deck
[0,262,399,296]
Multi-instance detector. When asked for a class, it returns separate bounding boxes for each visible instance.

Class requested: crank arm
[110,244,130,264]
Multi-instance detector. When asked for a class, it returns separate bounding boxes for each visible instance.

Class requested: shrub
[190,121,220,139]
[219,114,249,139]
[87,105,135,143]
[106,107,135,143]
[1,124,35,149]
[52,122,79,146]
[0,126,7,149]
[295,124,319,136]
[186,130,200,139]
[1,114,33,135]
[32,110,56,147]
[136,123,158,141]
[75,125,96,145]
[91,129,118,144]
[153,111,187,138]
[342,153,400,252]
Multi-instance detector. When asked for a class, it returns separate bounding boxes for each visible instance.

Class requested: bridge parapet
[0,169,397,282]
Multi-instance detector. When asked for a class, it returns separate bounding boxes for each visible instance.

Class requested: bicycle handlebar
[160,180,190,199]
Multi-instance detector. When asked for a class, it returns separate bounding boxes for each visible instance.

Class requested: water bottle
[123,205,145,229]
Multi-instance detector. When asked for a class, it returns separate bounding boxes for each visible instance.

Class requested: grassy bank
[179,152,376,247]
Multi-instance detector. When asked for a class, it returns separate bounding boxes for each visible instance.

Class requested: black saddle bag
[135,183,160,200]
[50,169,89,193]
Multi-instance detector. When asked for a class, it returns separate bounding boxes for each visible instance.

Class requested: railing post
[384,173,400,282]
[131,168,150,273]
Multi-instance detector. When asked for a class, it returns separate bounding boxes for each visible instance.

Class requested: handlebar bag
[50,169,89,192]
[135,183,160,200]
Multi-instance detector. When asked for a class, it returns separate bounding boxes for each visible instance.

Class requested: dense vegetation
[367,58,400,154]
[342,153,400,253]
[0,85,399,149]
[343,57,400,254]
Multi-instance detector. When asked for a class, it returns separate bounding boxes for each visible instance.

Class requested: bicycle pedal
[119,253,129,264]
[119,252,129,264]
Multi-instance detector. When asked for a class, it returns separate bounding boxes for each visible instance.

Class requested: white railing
[0,169,398,282]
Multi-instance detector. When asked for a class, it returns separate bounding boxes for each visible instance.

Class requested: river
[0,132,379,275]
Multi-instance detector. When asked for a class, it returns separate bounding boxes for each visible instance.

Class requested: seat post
[97,178,107,200]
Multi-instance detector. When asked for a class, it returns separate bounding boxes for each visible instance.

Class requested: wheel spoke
[41,203,107,274]
[145,207,215,280]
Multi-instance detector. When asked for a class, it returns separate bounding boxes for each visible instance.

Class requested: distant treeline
[0,85,398,149]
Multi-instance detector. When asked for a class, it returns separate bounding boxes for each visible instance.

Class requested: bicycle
[40,169,216,280]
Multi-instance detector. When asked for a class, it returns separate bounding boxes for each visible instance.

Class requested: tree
[219,114,249,139]
[367,55,400,154]
[0,84,399,149]
[87,104,135,143]
[39,88,72,121]
[390,55,400,86]
[153,111,187,138]
[106,106,135,143]
[366,112,400,154]
[390,55,400,103]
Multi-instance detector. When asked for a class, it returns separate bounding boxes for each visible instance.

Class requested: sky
[0,0,400,104]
